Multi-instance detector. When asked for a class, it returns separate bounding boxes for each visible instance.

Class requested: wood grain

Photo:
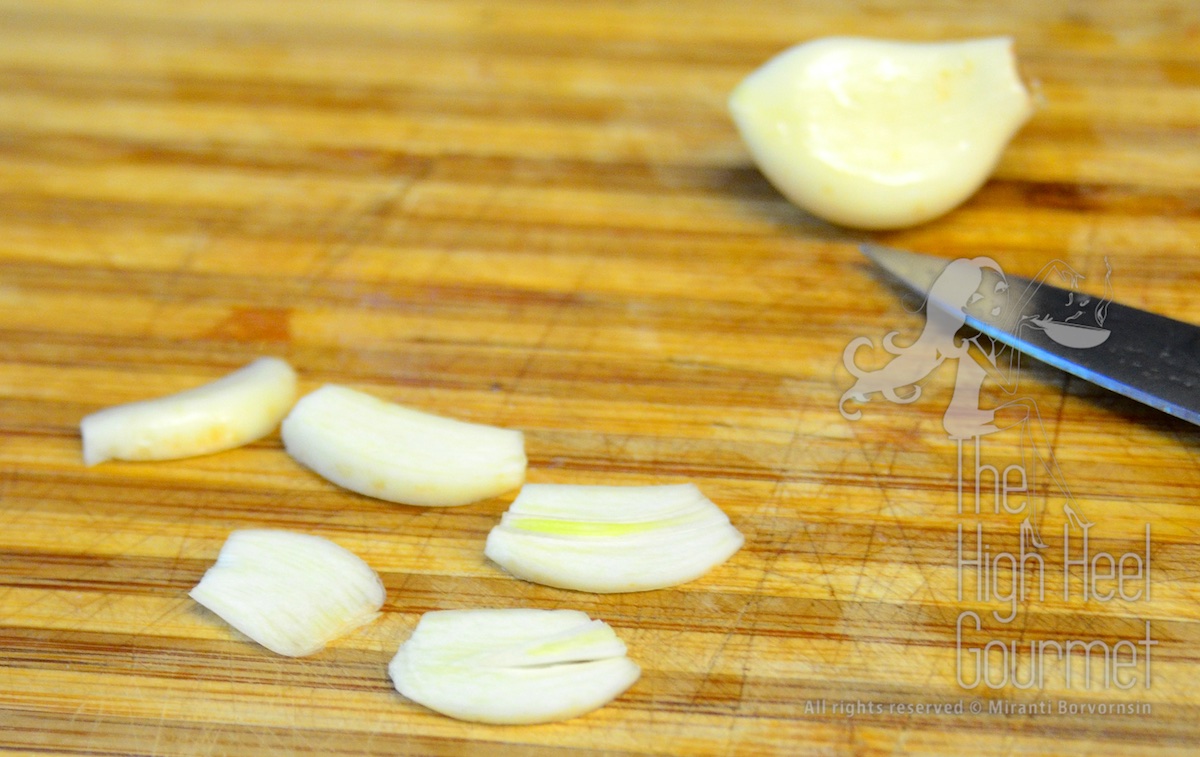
[2,0,1199,754]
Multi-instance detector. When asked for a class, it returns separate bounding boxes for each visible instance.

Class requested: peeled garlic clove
[728,36,1034,229]
[189,529,385,657]
[389,609,640,724]
[485,483,744,593]
[281,385,526,507]
[80,356,297,466]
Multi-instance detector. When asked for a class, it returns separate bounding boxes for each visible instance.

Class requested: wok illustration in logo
[1025,279,1112,351]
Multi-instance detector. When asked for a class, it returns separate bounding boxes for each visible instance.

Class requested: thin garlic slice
[389,609,640,724]
[729,36,1034,229]
[485,483,744,593]
[189,529,385,657]
[80,357,297,466]
[281,385,526,507]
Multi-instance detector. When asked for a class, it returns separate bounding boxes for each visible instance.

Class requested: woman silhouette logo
[840,256,1100,544]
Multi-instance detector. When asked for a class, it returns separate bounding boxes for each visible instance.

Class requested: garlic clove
[80,356,297,465]
[388,609,640,724]
[280,385,526,507]
[189,529,385,657]
[728,36,1034,229]
[485,483,744,593]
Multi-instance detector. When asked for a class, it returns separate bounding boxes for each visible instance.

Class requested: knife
[861,243,1200,427]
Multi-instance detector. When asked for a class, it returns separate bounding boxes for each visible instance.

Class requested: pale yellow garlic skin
[389,609,640,725]
[485,483,744,593]
[281,385,526,507]
[80,357,297,465]
[189,529,385,657]
[728,36,1034,229]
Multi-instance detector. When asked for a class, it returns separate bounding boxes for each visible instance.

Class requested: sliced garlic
[389,608,640,724]
[728,36,1034,229]
[79,356,297,466]
[189,529,385,657]
[281,385,526,507]
[485,483,744,593]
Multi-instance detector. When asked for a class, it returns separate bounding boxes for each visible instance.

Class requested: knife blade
[861,243,1200,427]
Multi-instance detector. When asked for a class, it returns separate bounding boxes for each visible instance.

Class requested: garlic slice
[388,609,640,724]
[485,483,744,593]
[80,357,297,465]
[189,529,385,657]
[728,36,1034,229]
[281,385,526,507]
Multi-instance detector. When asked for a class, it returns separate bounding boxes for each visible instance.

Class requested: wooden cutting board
[2,1,1199,754]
